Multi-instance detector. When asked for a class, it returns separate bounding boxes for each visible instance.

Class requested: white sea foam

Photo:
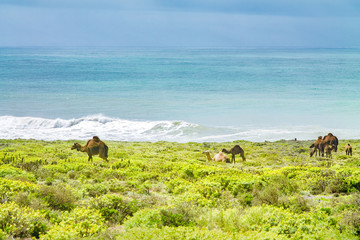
[0,115,357,142]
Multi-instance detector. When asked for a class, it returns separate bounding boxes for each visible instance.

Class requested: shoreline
[1,115,359,143]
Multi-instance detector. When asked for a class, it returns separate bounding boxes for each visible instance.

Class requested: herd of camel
[70,133,353,163]
[309,133,352,158]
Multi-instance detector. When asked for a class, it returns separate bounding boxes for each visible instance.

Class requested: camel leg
[101,155,108,162]
[99,148,106,161]
[232,155,235,164]
[240,151,246,161]
[88,153,92,161]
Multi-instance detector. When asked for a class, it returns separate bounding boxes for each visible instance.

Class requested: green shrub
[238,193,253,206]
[40,207,105,240]
[124,204,197,229]
[80,183,109,198]
[339,210,360,236]
[13,191,31,207]
[38,184,76,211]
[288,196,311,213]
[326,174,350,194]
[116,226,258,240]
[228,181,254,197]
[0,202,48,239]
[88,194,139,224]
[159,204,197,227]
[124,208,162,229]
[0,178,38,202]
[0,165,36,182]
[0,229,7,240]
[252,185,280,206]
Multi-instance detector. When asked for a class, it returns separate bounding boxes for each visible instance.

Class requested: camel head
[71,143,81,151]
[221,148,231,154]
[202,150,212,161]
[310,151,315,157]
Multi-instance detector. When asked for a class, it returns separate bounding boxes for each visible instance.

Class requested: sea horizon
[1,47,360,142]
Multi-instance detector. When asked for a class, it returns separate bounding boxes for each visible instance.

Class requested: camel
[202,150,230,163]
[71,136,108,161]
[324,144,335,159]
[222,145,246,163]
[310,136,323,157]
[322,133,339,154]
[345,144,352,156]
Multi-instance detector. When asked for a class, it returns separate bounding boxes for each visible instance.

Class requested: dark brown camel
[310,136,323,157]
[222,145,246,163]
[324,144,335,158]
[71,136,108,161]
[345,144,352,156]
[322,133,339,156]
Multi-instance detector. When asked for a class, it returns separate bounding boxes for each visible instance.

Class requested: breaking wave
[0,115,356,142]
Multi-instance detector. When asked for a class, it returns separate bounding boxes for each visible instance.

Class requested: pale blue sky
[1,0,359,47]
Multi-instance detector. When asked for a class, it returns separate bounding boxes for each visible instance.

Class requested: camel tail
[309,144,314,148]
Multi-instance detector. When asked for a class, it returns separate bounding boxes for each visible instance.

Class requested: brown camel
[202,150,230,163]
[322,133,338,154]
[310,136,323,157]
[222,145,246,163]
[324,144,335,159]
[71,136,108,161]
[345,144,352,156]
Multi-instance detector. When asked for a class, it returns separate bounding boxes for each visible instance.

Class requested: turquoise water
[1,47,360,142]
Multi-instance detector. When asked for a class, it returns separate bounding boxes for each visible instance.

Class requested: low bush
[40,207,105,240]
[37,184,76,211]
[0,165,36,182]
[88,194,139,224]
[0,202,48,239]
[124,204,197,229]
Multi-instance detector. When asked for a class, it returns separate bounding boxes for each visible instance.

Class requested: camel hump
[93,136,101,142]
[84,139,92,147]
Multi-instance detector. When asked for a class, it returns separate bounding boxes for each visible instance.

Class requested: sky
[0,0,360,47]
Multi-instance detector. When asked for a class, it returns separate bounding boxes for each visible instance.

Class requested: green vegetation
[0,138,360,239]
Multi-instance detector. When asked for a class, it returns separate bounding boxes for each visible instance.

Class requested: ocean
[1,47,360,142]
